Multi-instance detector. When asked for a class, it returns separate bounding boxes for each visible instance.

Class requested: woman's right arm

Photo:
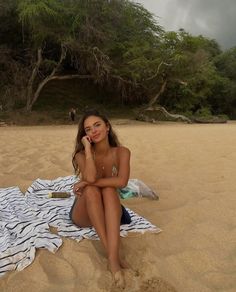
[75,146,97,183]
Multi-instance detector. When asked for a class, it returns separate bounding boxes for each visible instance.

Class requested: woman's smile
[92,133,100,140]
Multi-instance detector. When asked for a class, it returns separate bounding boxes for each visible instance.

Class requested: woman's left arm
[90,147,131,189]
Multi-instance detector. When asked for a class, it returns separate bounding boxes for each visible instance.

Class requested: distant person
[69,108,76,122]
[0,104,3,111]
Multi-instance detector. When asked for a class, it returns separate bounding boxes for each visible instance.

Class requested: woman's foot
[113,270,125,289]
[108,260,125,289]
[120,258,130,269]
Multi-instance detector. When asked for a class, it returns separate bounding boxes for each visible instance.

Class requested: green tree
[0,0,234,118]
[214,47,236,117]
[215,47,236,81]
[155,30,225,116]
[16,0,164,110]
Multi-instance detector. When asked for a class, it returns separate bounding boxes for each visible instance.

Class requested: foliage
[215,47,236,80]
[0,46,30,109]
[156,30,236,117]
[213,47,236,117]
[0,0,235,118]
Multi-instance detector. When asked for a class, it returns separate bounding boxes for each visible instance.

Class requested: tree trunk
[148,79,167,107]
[26,48,42,111]
[26,45,67,111]
[26,44,98,111]
[137,106,192,123]
[137,78,191,123]
[26,74,93,111]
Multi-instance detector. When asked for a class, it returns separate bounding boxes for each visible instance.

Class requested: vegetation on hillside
[0,0,235,120]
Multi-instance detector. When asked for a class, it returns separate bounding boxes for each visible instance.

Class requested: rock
[193,117,228,124]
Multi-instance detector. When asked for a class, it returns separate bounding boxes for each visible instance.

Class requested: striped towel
[25,176,161,240]
[0,187,62,277]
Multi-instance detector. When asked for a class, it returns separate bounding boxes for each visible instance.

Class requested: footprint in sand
[38,251,77,282]
[140,277,177,292]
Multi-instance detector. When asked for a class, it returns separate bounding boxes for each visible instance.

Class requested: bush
[195,107,212,117]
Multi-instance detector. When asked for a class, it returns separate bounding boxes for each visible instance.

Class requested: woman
[70,109,131,288]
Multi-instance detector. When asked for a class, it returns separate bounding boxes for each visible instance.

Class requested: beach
[0,121,235,292]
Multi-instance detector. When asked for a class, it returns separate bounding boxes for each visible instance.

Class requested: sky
[135,0,236,50]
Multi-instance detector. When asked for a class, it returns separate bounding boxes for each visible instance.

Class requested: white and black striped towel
[0,176,161,276]
[0,186,62,277]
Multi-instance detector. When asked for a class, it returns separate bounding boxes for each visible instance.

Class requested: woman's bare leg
[71,186,108,250]
[72,186,125,288]
[102,187,122,273]
[102,187,126,288]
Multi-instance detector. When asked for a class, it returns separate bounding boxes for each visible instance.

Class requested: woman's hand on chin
[81,135,92,149]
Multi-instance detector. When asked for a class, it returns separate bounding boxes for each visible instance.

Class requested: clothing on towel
[119,179,159,200]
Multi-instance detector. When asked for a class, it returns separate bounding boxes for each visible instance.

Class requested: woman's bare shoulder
[75,151,85,161]
[116,146,131,156]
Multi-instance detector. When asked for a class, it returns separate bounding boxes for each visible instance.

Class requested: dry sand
[0,121,236,292]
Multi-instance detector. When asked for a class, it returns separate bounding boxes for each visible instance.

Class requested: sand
[0,121,236,292]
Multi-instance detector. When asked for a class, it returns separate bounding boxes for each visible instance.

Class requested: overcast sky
[135,0,236,50]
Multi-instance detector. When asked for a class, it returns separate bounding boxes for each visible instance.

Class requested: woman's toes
[113,270,125,289]
[120,259,130,269]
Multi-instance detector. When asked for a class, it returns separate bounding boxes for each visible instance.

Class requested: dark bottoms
[120,205,132,225]
[69,198,131,225]
[69,197,77,221]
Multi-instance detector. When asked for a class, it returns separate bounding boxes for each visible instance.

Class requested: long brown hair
[72,109,120,174]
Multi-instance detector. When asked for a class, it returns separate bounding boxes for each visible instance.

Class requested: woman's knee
[83,185,101,202]
[102,187,117,195]
[102,187,119,202]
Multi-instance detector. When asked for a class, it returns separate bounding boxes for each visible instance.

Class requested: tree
[0,0,30,109]
[213,47,236,117]
[152,30,226,116]
[0,0,234,118]
[16,0,164,110]
[215,47,236,81]
[17,0,71,111]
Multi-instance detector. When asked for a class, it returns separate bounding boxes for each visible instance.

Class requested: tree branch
[148,79,167,107]
[26,48,43,110]
[27,45,89,111]
[145,62,172,81]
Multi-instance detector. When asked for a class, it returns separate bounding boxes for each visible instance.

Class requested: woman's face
[84,115,109,144]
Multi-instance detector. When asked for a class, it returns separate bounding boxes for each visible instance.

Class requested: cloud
[135,0,236,49]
